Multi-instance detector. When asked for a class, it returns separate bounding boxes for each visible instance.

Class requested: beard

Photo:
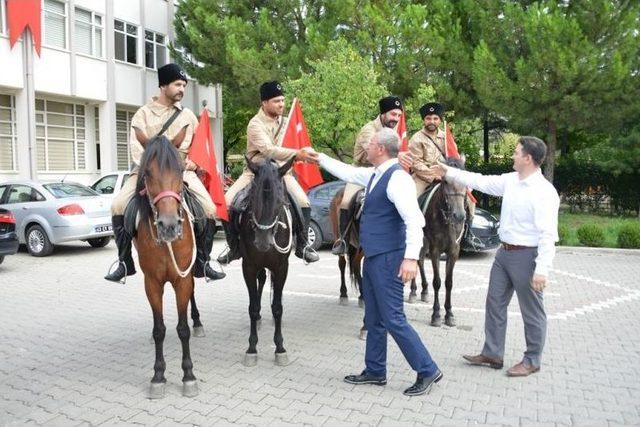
[168,91,184,102]
[425,124,437,132]
[384,120,398,129]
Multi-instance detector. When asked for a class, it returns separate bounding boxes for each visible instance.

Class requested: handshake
[295,147,320,164]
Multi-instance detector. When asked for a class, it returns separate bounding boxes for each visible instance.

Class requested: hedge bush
[577,223,605,247]
[557,223,570,245]
[617,223,640,249]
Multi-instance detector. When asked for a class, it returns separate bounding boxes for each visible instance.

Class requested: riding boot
[104,215,136,283]
[331,208,350,256]
[295,207,319,263]
[216,218,241,265]
[193,218,226,281]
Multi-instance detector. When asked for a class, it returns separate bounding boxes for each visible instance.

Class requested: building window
[116,109,135,170]
[0,0,6,34]
[36,99,87,171]
[145,30,167,69]
[75,8,103,57]
[0,94,17,172]
[95,106,100,170]
[43,0,67,49]
[114,19,138,64]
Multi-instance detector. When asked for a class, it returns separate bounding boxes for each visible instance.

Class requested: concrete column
[15,30,37,179]
[84,105,98,175]
[99,0,117,172]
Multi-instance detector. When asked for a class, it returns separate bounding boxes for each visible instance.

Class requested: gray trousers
[482,247,546,367]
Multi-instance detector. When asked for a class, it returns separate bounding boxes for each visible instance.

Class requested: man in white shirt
[429,136,560,377]
[317,128,442,396]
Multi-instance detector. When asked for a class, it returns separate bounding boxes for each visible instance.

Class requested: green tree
[286,40,387,161]
[472,0,640,181]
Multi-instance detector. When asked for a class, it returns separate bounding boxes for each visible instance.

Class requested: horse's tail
[347,245,363,292]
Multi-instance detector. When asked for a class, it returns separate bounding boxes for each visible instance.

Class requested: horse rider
[216,81,320,265]
[331,96,404,256]
[105,63,225,283]
[408,102,480,246]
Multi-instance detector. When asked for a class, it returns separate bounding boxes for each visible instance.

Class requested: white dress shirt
[319,153,425,259]
[446,168,560,276]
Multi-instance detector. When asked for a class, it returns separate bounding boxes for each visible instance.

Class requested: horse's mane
[135,135,184,222]
[248,159,287,224]
[445,157,465,171]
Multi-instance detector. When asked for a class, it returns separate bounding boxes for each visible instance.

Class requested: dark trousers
[363,248,439,377]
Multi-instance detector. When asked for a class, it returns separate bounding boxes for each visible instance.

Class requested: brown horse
[409,157,467,327]
[132,127,200,399]
[329,187,366,339]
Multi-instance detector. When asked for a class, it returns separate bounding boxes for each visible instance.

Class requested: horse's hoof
[430,317,442,327]
[339,297,349,306]
[421,293,428,303]
[192,326,205,338]
[275,352,290,366]
[358,329,367,341]
[358,299,365,309]
[148,382,166,399]
[182,380,199,397]
[445,315,456,327]
[408,294,417,304]
[243,353,258,367]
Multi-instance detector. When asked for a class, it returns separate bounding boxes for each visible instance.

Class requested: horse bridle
[440,185,466,225]
[139,177,185,241]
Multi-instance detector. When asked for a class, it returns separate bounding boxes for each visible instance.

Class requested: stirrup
[331,239,347,256]
[106,259,128,285]
[203,259,225,283]
[302,245,319,266]
[466,227,485,250]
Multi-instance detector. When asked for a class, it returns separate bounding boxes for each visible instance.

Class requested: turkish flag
[445,122,477,204]
[281,98,324,192]
[188,110,229,221]
[398,112,408,152]
[7,0,41,56]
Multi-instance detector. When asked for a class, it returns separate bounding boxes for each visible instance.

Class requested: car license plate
[95,225,112,233]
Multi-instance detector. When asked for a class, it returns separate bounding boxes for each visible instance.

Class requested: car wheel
[88,237,111,248]
[307,221,323,251]
[26,225,54,257]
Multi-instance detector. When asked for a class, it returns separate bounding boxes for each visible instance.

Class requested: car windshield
[43,183,99,198]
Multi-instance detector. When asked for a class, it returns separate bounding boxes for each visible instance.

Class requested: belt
[501,242,535,251]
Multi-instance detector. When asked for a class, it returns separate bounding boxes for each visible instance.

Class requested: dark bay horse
[329,187,366,340]
[240,156,296,366]
[409,158,468,327]
[132,127,200,399]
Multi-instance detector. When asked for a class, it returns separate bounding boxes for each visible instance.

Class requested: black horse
[240,156,296,366]
[409,157,468,327]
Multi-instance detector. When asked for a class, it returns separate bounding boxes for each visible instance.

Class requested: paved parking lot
[1,239,639,426]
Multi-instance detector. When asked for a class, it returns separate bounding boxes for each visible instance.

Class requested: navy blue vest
[359,163,406,257]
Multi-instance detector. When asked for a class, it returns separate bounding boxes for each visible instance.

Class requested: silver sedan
[0,180,113,256]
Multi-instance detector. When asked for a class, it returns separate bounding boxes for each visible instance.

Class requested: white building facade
[0,0,223,185]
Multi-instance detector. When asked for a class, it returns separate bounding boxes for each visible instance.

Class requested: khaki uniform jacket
[409,128,447,185]
[129,97,199,171]
[111,98,216,217]
[353,117,385,167]
[225,107,309,207]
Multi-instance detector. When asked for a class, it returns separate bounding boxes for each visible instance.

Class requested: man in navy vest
[316,127,442,396]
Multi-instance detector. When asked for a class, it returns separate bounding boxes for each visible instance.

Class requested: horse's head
[441,156,467,224]
[246,155,295,252]
[136,126,187,242]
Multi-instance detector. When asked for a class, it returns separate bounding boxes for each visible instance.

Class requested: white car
[90,171,131,201]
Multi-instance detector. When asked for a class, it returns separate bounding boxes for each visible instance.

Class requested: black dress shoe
[403,369,443,396]
[343,370,386,386]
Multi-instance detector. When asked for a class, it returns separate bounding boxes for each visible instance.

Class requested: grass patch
[558,212,640,248]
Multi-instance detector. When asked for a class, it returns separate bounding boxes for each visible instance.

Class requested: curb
[557,245,640,256]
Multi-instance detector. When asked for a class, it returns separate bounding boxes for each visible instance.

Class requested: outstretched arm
[429,163,507,197]
[318,153,374,187]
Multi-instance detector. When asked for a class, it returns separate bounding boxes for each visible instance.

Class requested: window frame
[115,109,135,170]
[114,18,139,65]
[74,7,104,57]
[144,29,167,70]
[42,0,68,50]
[0,0,7,35]
[6,185,46,204]
[0,94,17,172]
[35,99,87,173]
